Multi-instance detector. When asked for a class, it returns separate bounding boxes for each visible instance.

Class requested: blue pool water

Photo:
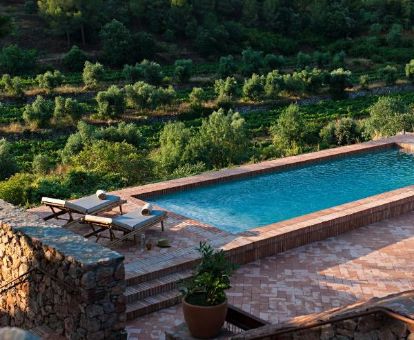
[149,148,414,233]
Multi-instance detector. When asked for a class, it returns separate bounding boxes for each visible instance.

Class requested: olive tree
[96,85,126,119]
[174,59,193,83]
[23,95,54,128]
[82,61,105,88]
[0,138,17,180]
[36,70,64,92]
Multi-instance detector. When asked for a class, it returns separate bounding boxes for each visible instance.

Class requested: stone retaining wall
[0,201,126,339]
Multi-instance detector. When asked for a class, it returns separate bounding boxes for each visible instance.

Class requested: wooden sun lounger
[81,209,167,247]
[41,194,126,223]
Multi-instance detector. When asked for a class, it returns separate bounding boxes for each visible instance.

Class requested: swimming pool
[149,148,414,233]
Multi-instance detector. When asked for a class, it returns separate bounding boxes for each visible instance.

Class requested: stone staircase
[124,250,199,321]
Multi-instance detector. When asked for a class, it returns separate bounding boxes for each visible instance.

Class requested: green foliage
[359,75,369,90]
[320,118,360,146]
[378,65,398,86]
[366,96,414,138]
[0,139,18,181]
[122,59,164,84]
[125,81,175,111]
[0,173,34,206]
[328,68,352,98]
[264,53,286,70]
[296,52,312,69]
[22,96,54,128]
[270,104,304,156]
[0,74,24,97]
[62,45,87,71]
[53,96,84,123]
[35,70,64,92]
[241,48,263,76]
[32,154,53,175]
[242,74,265,101]
[0,15,13,38]
[182,242,236,306]
[386,23,403,47]
[71,140,150,185]
[174,59,193,83]
[405,59,414,83]
[218,55,238,78]
[189,87,205,110]
[264,70,283,98]
[82,61,105,88]
[100,19,133,66]
[94,122,143,147]
[0,45,37,75]
[96,85,125,119]
[122,64,144,82]
[214,77,238,104]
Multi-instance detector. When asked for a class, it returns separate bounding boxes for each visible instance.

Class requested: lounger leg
[44,207,68,221]
[119,204,123,215]
[161,220,164,232]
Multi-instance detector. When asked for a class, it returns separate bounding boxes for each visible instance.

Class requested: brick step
[28,325,65,339]
[126,290,182,320]
[125,270,193,303]
[125,250,199,286]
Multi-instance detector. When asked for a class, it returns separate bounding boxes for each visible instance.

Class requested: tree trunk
[81,24,86,46]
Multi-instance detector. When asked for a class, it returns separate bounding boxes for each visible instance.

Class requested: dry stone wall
[0,200,126,339]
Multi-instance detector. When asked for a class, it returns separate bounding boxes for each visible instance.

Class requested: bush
[218,55,238,78]
[96,85,125,119]
[35,70,64,92]
[189,87,205,110]
[188,109,248,168]
[282,73,306,95]
[100,19,133,66]
[94,122,143,147]
[264,54,285,70]
[122,64,144,82]
[71,140,150,185]
[378,65,398,86]
[312,51,331,68]
[0,74,24,97]
[296,52,312,69]
[0,44,37,75]
[264,70,283,98]
[125,82,175,111]
[296,68,328,94]
[328,68,352,98]
[32,154,53,175]
[23,95,54,128]
[241,48,263,76]
[62,45,87,71]
[0,173,34,206]
[320,118,360,146]
[133,32,157,61]
[242,73,265,101]
[0,138,17,180]
[366,96,414,137]
[83,61,105,88]
[386,24,403,47]
[359,75,369,90]
[53,97,84,123]
[140,59,164,85]
[270,104,304,156]
[174,59,193,83]
[214,77,238,104]
[405,59,414,83]
[332,51,346,68]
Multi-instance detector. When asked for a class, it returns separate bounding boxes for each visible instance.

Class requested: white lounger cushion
[43,194,120,214]
[83,215,113,225]
[41,197,66,207]
[112,209,166,231]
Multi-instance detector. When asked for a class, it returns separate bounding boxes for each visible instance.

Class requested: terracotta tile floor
[125,211,414,339]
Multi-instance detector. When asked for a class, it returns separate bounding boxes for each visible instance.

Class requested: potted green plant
[181,242,237,339]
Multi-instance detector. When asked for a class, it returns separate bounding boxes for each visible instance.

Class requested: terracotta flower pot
[182,297,228,339]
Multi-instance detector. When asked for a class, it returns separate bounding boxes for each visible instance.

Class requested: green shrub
[359,75,369,90]
[320,118,360,146]
[174,59,193,83]
[100,19,132,66]
[62,45,87,71]
[312,51,331,68]
[122,64,144,82]
[405,59,414,83]
[96,85,125,119]
[214,77,238,104]
[94,122,143,147]
[241,48,263,76]
[242,73,265,101]
[32,154,53,175]
[140,59,163,85]
[296,52,312,69]
[218,55,238,78]
[296,68,327,94]
[328,68,352,98]
[71,140,151,185]
[282,73,306,95]
[366,96,414,137]
[53,96,84,123]
[0,138,18,180]
[125,81,175,111]
[270,104,304,156]
[378,65,398,86]
[0,44,37,75]
[83,61,105,88]
[35,70,64,92]
[0,173,34,206]
[386,23,403,47]
[264,70,283,98]
[264,54,285,70]
[0,74,24,97]
[189,87,205,110]
[22,95,54,128]
[332,51,346,68]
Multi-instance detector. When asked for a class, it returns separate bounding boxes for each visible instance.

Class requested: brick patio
[125,211,414,339]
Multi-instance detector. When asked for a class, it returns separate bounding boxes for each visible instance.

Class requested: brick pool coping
[125,135,414,265]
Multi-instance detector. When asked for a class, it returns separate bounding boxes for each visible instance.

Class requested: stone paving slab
[125,211,414,339]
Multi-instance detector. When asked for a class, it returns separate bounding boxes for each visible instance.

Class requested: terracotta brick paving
[125,211,414,339]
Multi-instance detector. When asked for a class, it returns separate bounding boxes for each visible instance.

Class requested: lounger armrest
[83,215,113,225]
[41,197,66,207]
